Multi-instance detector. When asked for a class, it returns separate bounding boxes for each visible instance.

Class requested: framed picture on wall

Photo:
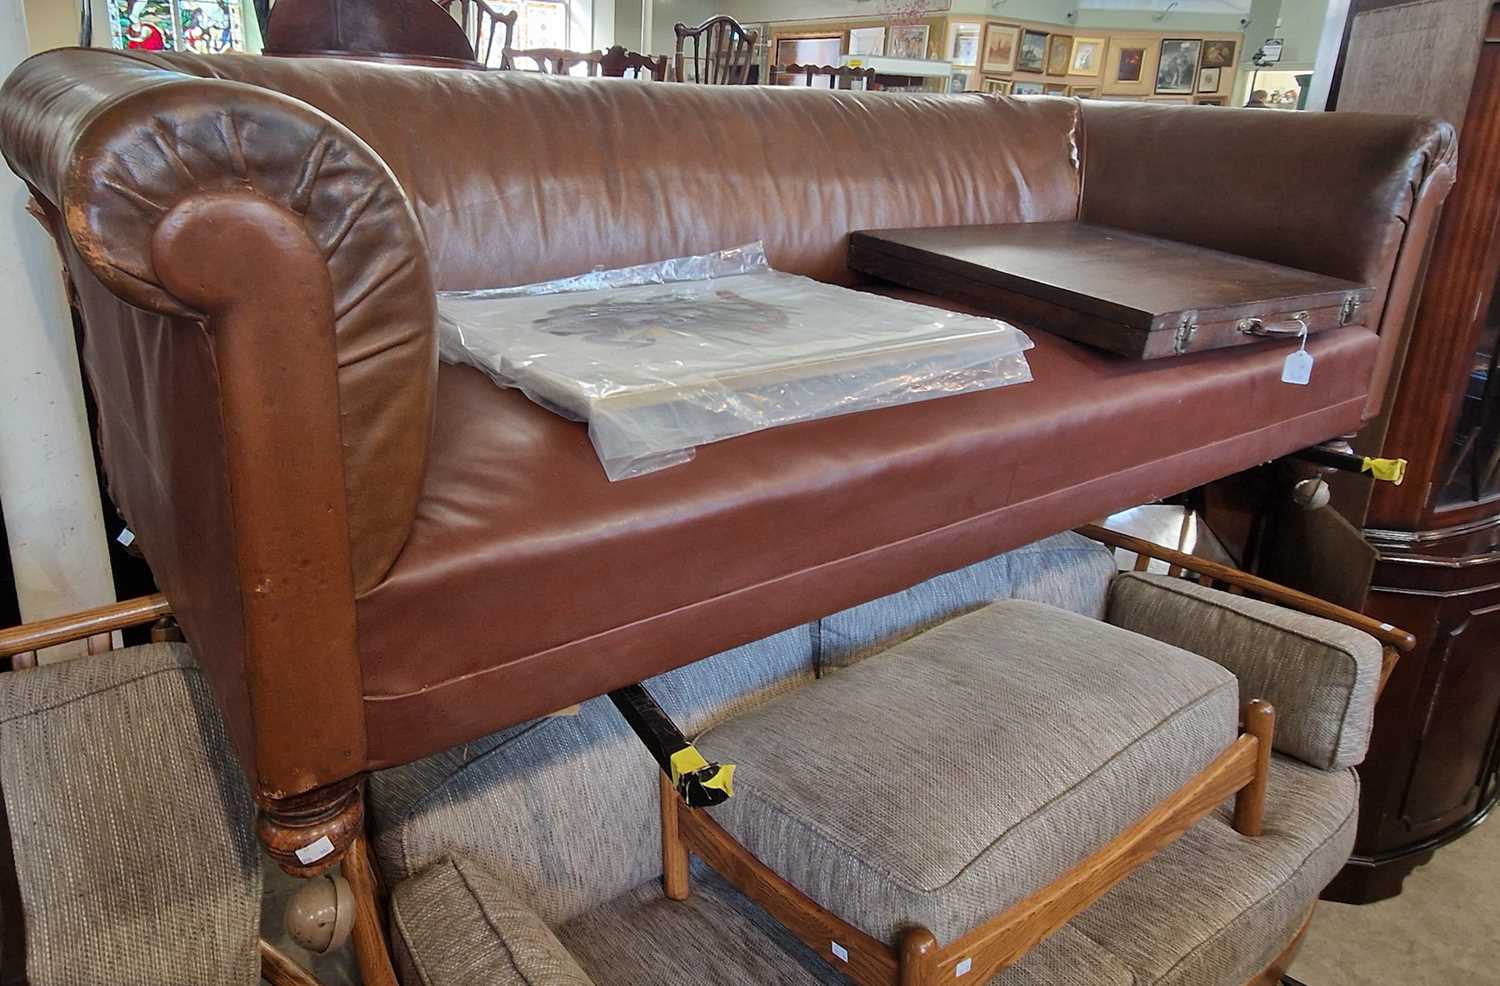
[1012,80,1044,94]
[1070,85,1097,98]
[982,77,1012,94]
[1043,82,1069,94]
[1198,66,1221,92]
[1069,37,1105,76]
[848,26,886,57]
[1195,96,1226,106]
[951,69,972,93]
[951,23,981,65]
[1017,29,1048,72]
[1201,39,1237,68]
[1103,35,1155,95]
[981,23,1019,73]
[888,24,931,59]
[1155,38,1202,94]
[1046,34,1073,75]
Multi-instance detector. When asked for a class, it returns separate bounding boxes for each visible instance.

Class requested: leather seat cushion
[354,311,1376,768]
[694,600,1239,945]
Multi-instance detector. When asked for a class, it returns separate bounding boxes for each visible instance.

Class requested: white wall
[2,0,117,656]
[649,0,716,53]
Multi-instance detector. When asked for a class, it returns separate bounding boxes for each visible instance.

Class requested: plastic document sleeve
[437,243,1035,480]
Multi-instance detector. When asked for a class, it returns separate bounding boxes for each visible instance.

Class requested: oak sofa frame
[0,524,1413,986]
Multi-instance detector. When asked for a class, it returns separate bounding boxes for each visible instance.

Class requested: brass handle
[1238,312,1310,337]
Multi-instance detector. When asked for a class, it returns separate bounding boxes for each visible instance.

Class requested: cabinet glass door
[1437,281,1500,507]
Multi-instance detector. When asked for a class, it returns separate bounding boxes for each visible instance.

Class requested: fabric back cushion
[818,531,1115,670]
[368,627,815,924]
[149,54,1083,289]
[391,855,596,986]
[0,644,260,986]
[1107,573,1383,769]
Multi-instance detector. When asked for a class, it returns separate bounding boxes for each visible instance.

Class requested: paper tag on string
[1282,349,1314,385]
[1281,317,1313,385]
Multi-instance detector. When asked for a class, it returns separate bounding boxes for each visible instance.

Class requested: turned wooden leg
[1234,700,1276,837]
[342,833,401,986]
[257,778,365,878]
[899,927,939,986]
[660,772,691,900]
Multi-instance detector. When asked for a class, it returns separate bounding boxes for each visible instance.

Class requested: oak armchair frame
[656,523,1416,986]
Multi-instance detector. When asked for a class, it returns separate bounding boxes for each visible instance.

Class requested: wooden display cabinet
[1316,0,1500,903]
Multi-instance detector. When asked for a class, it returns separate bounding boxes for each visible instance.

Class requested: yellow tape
[1362,457,1407,485]
[705,763,736,797]
[668,746,708,784]
[668,746,736,798]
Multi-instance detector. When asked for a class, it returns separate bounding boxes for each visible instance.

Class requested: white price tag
[1282,349,1314,385]
[294,835,336,866]
[956,957,974,976]
[831,942,849,963]
[116,527,136,547]
[1280,316,1313,385]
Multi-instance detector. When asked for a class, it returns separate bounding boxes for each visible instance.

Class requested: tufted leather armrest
[0,48,436,797]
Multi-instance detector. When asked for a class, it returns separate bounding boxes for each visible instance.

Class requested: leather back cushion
[153,54,1083,288]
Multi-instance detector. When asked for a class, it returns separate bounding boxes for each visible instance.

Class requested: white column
[1,0,117,658]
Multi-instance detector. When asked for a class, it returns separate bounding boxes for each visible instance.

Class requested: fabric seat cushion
[694,599,1240,945]
[557,861,1134,986]
[355,321,1377,771]
[1074,755,1358,985]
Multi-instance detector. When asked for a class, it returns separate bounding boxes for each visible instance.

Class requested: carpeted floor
[1290,814,1500,985]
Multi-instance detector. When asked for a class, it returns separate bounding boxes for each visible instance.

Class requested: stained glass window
[110,0,246,53]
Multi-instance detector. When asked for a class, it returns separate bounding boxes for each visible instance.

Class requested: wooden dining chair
[502,46,603,75]
[782,63,877,90]
[673,15,758,84]
[438,0,516,66]
[599,44,669,80]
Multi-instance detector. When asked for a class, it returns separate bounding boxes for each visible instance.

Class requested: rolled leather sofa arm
[391,855,599,986]
[0,48,436,593]
[1078,100,1457,418]
[0,48,436,800]
[1106,572,1383,771]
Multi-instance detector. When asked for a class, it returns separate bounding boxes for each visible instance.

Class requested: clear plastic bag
[438,243,1034,480]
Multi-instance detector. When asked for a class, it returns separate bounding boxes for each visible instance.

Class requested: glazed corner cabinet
[1285,0,1500,904]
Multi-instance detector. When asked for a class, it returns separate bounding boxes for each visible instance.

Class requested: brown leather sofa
[0,48,1455,869]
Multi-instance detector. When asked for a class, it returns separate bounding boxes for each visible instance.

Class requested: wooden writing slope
[849,222,1375,360]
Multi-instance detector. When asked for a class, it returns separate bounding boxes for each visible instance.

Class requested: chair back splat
[438,0,515,66]
[674,15,757,84]
[783,63,877,90]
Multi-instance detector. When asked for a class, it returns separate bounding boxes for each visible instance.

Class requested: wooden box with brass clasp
[849,221,1374,360]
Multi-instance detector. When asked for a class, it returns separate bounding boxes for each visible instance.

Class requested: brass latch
[1173,314,1198,355]
[1339,296,1361,326]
